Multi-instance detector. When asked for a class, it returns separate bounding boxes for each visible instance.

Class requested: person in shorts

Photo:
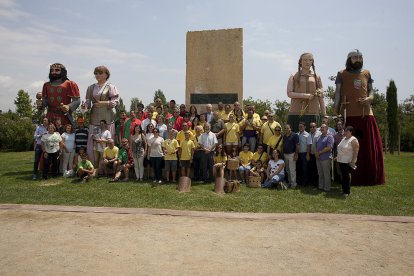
[163,130,179,182]
[179,131,195,177]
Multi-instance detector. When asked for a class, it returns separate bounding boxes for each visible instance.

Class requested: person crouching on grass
[262,149,285,188]
[249,159,265,184]
[103,138,119,178]
[77,153,96,183]
[110,138,134,182]
[213,144,227,178]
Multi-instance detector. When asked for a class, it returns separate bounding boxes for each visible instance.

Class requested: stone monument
[186,28,243,112]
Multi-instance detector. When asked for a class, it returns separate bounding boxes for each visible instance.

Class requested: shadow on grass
[299,186,322,196]
[2,170,33,177]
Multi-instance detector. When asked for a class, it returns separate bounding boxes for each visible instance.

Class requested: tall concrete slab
[186,28,243,112]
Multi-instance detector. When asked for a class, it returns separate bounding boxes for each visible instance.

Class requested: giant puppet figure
[84,65,119,162]
[37,63,80,126]
[287,53,326,132]
[333,49,385,186]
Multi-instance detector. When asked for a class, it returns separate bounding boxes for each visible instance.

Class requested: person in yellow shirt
[224,113,240,156]
[179,131,195,177]
[162,130,179,182]
[260,113,282,152]
[239,109,261,152]
[217,102,226,120]
[267,126,284,156]
[199,113,207,130]
[238,143,253,183]
[103,139,119,177]
[190,117,204,136]
[193,125,204,181]
[213,144,227,178]
[243,105,261,121]
[176,122,195,145]
[220,104,232,123]
[251,144,269,168]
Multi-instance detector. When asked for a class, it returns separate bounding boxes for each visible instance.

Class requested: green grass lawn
[0,151,413,216]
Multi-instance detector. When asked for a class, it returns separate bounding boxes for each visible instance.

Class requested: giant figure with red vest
[333,50,385,186]
[37,63,80,126]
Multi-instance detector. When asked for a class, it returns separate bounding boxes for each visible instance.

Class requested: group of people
[33,49,385,195]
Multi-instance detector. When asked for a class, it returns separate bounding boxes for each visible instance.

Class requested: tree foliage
[386,80,398,154]
[399,95,414,152]
[115,97,126,117]
[31,102,45,124]
[130,97,142,112]
[14,89,32,118]
[273,100,290,125]
[243,97,272,117]
[372,89,388,146]
[0,112,35,151]
[153,89,167,105]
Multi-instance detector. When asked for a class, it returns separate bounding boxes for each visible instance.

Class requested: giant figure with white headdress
[333,50,385,186]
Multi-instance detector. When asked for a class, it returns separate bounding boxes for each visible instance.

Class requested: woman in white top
[130,124,147,181]
[155,114,167,138]
[337,126,359,197]
[148,128,164,183]
[61,124,76,175]
[41,123,63,179]
[262,149,285,188]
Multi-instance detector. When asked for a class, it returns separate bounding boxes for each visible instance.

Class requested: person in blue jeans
[33,117,49,179]
[262,149,285,188]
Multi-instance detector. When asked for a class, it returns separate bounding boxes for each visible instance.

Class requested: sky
[0,0,412,112]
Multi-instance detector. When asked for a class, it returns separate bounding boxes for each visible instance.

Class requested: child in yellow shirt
[238,143,253,183]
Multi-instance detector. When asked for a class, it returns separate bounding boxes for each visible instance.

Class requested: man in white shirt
[93,119,112,174]
[199,123,218,183]
[297,122,313,186]
[141,110,156,134]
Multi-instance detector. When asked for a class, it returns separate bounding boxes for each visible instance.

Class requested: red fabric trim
[346,116,385,186]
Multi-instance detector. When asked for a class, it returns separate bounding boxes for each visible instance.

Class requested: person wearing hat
[287,53,326,132]
[333,49,385,186]
[36,63,81,127]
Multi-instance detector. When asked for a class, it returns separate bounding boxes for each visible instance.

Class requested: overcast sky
[0,0,412,112]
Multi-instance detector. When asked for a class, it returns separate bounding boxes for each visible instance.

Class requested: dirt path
[0,204,413,275]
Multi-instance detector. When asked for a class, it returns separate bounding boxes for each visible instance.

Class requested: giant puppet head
[346,49,363,71]
[49,63,68,82]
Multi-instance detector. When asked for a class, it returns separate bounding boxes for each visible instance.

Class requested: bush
[0,114,35,151]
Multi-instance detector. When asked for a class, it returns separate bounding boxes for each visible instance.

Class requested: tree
[399,95,414,152]
[130,97,142,112]
[153,89,167,105]
[273,100,290,125]
[372,89,388,147]
[14,89,32,118]
[0,112,35,151]
[386,80,398,154]
[115,97,126,117]
[243,97,272,117]
[31,102,45,124]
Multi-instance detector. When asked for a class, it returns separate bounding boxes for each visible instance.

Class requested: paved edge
[0,204,413,223]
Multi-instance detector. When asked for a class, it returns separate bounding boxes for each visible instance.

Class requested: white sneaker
[158,180,162,184]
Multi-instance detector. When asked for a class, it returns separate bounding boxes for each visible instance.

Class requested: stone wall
[185,28,243,113]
